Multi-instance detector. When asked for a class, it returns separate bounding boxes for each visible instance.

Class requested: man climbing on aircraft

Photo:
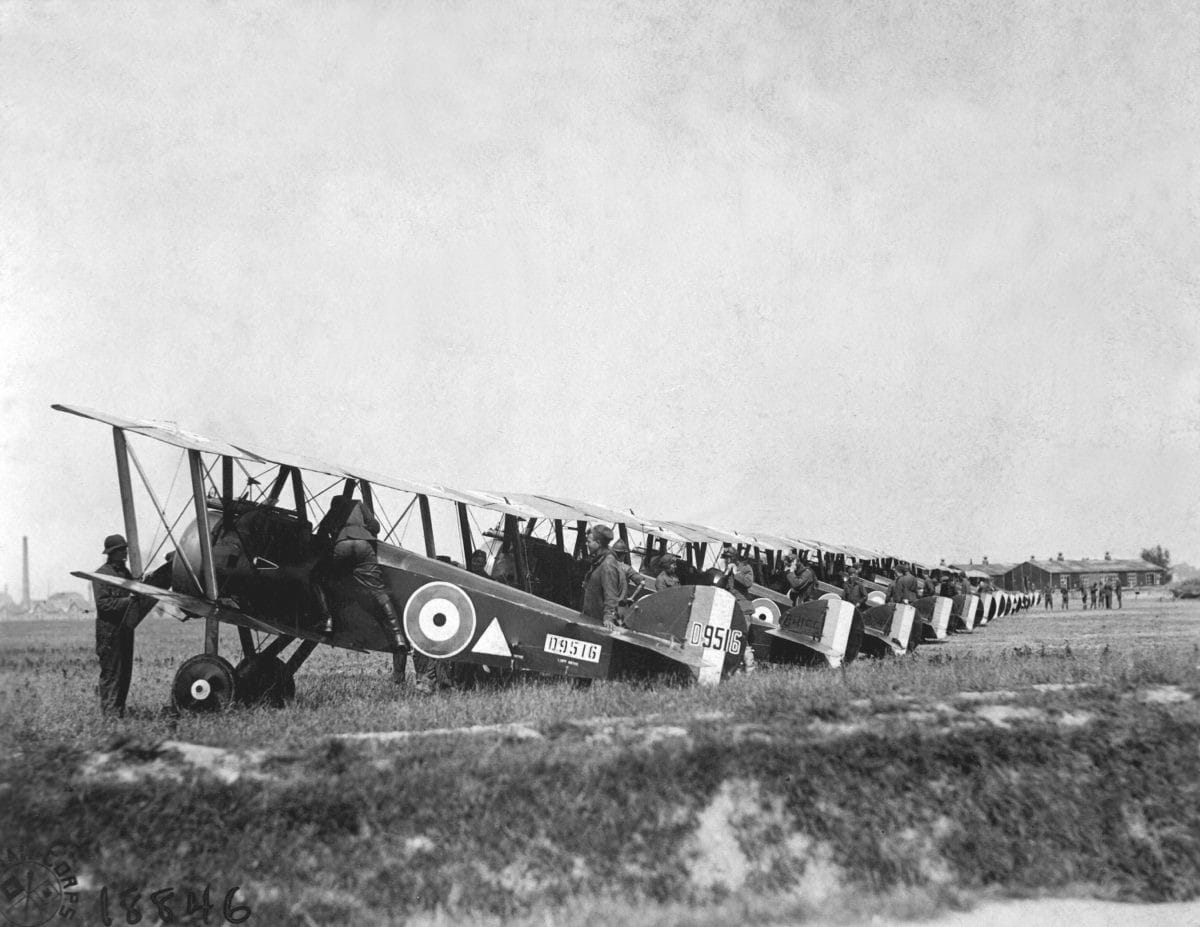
[581,524,623,629]
[314,492,407,656]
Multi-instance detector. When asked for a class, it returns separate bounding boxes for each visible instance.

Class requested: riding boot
[312,584,334,636]
[373,591,408,654]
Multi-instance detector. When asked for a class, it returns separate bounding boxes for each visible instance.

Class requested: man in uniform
[887,562,921,605]
[1044,584,1054,610]
[1060,584,1069,610]
[315,493,407,655]
[467,549,490,577]
[726,549,756,606]
[611,539,653,595]
[785,555,817,604]
[93,534,135,716]
[842,563,868,607]
[654,553,681,591]
[580,525,623,629]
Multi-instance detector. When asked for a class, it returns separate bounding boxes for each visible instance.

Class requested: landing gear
[172,654,237,712]
[234,654,296,708]
[170,633,316,713]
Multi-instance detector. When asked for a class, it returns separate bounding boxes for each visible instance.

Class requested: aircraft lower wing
[73,571,327,644]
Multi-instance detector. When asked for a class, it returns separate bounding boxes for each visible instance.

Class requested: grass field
[2,597,1198,925]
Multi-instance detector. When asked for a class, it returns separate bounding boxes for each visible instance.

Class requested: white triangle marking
[471,618,511,658]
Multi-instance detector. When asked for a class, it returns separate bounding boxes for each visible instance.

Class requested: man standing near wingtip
[93,534,135,716]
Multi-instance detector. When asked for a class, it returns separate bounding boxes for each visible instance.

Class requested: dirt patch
[79,739,271,785]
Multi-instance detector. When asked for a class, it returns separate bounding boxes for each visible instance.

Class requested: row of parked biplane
[57,405,1040,711]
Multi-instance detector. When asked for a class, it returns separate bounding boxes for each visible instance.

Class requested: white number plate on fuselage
[544,633,602,663]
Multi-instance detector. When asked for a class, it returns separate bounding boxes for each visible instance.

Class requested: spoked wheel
[234,655,296,708]
[172,654,237,712]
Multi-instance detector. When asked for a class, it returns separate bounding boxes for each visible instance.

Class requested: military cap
[103,534,128,555]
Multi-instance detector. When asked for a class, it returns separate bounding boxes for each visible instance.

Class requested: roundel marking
[403,581,477,658]
[750,597,781,624]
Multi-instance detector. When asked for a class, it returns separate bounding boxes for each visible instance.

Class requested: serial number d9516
[687,622,743,655]
[544,633,602,664]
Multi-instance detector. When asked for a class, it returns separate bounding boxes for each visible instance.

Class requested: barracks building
[999,553,1167,592]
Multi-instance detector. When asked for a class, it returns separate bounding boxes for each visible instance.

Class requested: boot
[390,651,407,686]
[373,592,408,655]
[312,584,334,636]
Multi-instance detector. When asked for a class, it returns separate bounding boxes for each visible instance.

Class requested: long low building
[1001,555,1167,592]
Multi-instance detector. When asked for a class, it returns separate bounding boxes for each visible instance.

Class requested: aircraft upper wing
[53,404,251,458]
[53,404,533,514]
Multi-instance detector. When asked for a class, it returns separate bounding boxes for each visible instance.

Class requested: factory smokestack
[22,536,30,608]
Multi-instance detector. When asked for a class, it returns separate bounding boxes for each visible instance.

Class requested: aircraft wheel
[234,654,296,708]
[172,654,237,713]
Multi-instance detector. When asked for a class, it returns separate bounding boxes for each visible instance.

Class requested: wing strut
[456,502,473,564]
[112,428,144,576]
[187,449,220,654]
[417,494,436,558]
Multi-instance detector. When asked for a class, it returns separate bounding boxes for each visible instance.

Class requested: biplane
[448,497,855,670]
[55,405,750,711]
[641,523,856,669]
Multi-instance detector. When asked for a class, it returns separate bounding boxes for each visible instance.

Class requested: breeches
[332,539,385,592]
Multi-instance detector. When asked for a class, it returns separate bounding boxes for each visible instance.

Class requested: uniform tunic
[581,549,623,627]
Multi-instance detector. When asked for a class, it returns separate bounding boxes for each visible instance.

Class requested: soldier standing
[887,563,921,605]
[93,534,135,716]
[1090,582,1099,609]
[581,525,623,629]
[1045,585,1054,610]
[1060,584,1068,610]
[727,549,756,606]
[1115,581,1123,609]
[842,564,868,607]
[785,556,818,604]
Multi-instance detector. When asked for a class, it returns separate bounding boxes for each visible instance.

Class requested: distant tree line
[1141,545,1172,582]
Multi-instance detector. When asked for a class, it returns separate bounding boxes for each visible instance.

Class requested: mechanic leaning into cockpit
[313,492,407,655]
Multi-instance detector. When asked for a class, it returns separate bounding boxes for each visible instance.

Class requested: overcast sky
[2,0,1198,596]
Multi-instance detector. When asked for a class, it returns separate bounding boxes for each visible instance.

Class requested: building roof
[1010,558,1164,574]
[949,562,1013,577]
